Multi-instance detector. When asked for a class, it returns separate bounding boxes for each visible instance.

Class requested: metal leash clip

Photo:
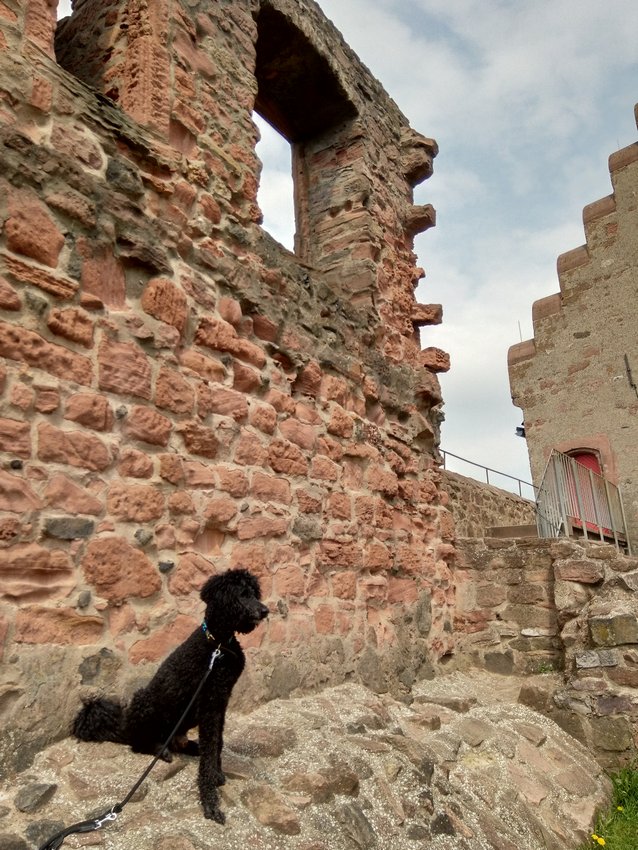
[94,809,119,828]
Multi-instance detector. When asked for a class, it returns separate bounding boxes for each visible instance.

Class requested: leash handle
[38,647,221,849]
[38,807,118,850]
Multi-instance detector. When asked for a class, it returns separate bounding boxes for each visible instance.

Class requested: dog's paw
[156,747,173,763]
[203,805,226,824]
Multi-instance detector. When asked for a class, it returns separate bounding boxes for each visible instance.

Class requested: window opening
[253,3,357,263]
[57,1,72,20]
[253,112,295,253]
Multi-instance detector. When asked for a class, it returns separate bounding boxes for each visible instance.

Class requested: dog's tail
[72,697,127,744]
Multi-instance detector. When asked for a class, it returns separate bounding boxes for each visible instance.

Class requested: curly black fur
[72,568,268,823]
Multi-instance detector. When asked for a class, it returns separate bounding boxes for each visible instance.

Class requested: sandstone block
[43,474,103,516]
[293,360,322,397]
[236,514,289,540]
[169,552,216,596]
[125,406,172,446]
[420,347,450,373]
[14,607,103,645]
[251,471,292,505]
[202,386,248,421]
[82,538,161,602]
[5,186,64,268]
[47,308,94,348]
[38,423,111,471]
[107,483,165,522]
[129,615,198,664]
[2,252,77,299]
[155,367,195,415]
[34,385,60,414]
[310,455,341,482]
[216,466,249,496]
[327,405,354,439]
[117,447,154,478]
[366,465,398,497]
[268,439,308,476]
[180,421,219,458]
[233,361,262,393]
[141,277,188,333]
[279,417,317,450]
[64,393,113,432]
[249,402,277,434]
[0,321,91,384]
[98,339,151,400]
[0,470,43,513]
[203,496,238,528]
[179,349,226,382]
[554,560,605,584]
[182,461,214,488]
[195,316,266,367]
[0,276,21,310]
[0,418,31,459]
[589,614,638,647]
[77,239,126,308]
[234,431,268,466]
[0,542,73,601]
[265,388,296,414]
[318,541,363,571]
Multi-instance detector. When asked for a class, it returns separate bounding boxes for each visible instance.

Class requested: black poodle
[72,568,268,823]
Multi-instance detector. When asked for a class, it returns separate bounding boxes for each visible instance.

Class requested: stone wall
[442,470,536,538]
[0,0,452,775]
[454,536,638,767]
[508,100,638,548]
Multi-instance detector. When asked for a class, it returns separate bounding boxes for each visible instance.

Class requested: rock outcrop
[0,675,610,850]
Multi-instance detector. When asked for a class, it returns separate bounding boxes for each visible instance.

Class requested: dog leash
[39,647,222,850]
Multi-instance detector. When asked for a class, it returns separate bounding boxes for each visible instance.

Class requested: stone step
[486,524,539,539]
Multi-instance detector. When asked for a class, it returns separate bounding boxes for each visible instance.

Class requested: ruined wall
[508,101,638,547]
[454,537,638,767]
[0,0,453,773]
[442,470,536,538]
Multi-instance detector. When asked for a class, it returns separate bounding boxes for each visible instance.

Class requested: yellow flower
[616,805,624,812]
[597,839,606,847]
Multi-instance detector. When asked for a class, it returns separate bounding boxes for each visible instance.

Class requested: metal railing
[440,449,536,500]
[535,450,631,554]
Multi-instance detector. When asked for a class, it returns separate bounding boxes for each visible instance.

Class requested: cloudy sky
[57,1,637,495]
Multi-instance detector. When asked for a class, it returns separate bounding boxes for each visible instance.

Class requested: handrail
[535,450,631,554]
[440,449,536,499]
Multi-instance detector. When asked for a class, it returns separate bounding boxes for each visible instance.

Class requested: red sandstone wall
[0,0,452,772]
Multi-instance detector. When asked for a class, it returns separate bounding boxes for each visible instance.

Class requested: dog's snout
[257,602,269,620]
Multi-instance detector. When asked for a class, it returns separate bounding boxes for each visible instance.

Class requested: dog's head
[200,568,269,635]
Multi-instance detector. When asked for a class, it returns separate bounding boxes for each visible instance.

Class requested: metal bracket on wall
[624,354,638,398]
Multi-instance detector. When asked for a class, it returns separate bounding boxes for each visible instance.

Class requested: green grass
[580,764,638,849]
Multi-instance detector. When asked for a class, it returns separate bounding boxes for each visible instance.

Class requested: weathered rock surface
[0,676,610,850]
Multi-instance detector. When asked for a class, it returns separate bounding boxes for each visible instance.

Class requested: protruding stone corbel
[400,128,439,186]
[404,204,436,237]
[412,303,443,327]
[420,347,450,373]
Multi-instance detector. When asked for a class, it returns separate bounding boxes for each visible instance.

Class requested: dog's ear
[200,574,220,604]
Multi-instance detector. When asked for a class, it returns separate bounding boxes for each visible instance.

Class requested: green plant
[579,763,638,849]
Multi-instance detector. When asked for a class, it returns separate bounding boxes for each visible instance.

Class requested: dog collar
[201,621,237,656]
